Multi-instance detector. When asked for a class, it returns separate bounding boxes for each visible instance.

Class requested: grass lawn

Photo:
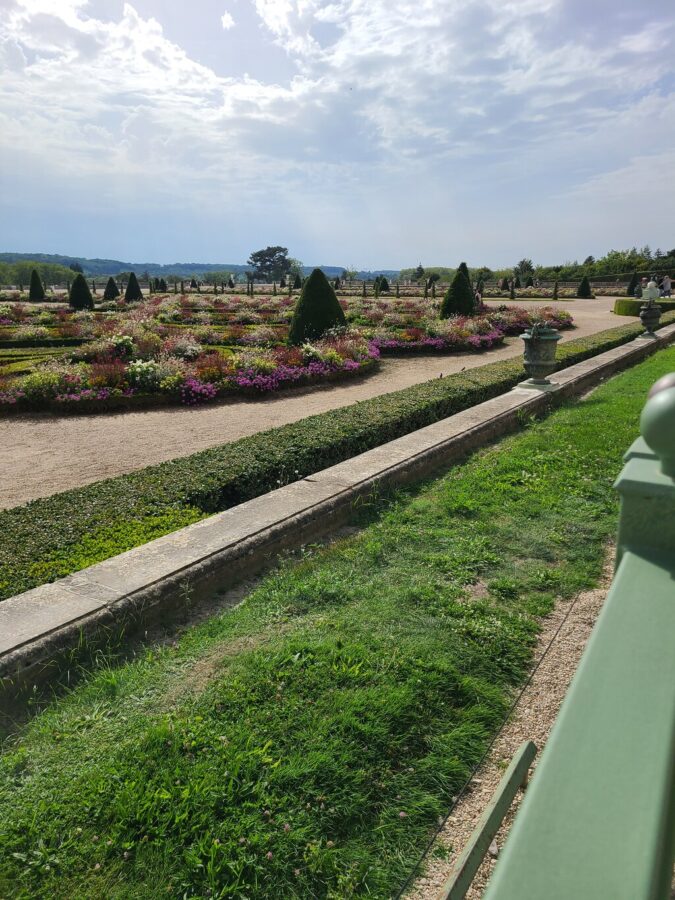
[0,347,673,899]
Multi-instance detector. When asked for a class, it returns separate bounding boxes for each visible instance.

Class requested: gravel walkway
[0,299,621,509]
[406,555,613,899]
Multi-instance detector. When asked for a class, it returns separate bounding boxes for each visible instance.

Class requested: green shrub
[440,269,475,318]
[614,298,675,316]
[514,275,521,289]
[525,276,534,288]
[577,275,593,298]
[103,277,120,301]
[288,268,347,344]
[553,280,559,301]
[1,316,672,603]
[69,273,94,310]
[500,277,509,290]
[293,273,302,290]
[626,272,639,297]
[458,262,471,288]
[124,272,143,303]
[28,269,45,302]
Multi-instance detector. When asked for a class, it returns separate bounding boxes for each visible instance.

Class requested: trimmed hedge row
[1,315,673,603]
[614,298,675,316]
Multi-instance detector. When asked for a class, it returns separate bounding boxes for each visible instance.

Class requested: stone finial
[640,374,675,478]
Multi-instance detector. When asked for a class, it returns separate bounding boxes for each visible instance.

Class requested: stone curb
[2,323,674,708]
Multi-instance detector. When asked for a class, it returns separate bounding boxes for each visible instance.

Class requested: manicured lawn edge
[0,315,672,603]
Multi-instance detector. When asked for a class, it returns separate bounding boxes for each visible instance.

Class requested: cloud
[0,0,674,264]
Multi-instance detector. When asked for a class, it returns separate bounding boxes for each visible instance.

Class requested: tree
[414,264,425,281]
[440,268,475,318]
[626,272,639,297]
[553,280,559,301]
[288,268,346,345]
[514,259,534,276]
[228,276,235,289]
[583,255,595,266]
[69,261,84,274]
[125,272,143,302]
[69,273,94,310]
[29,268,45,301]
[293,273,302,290]
[577,275,593,298]
[525,275,534,288]
[247,246,292,282]
[103,277,120,300]
[376,275,390,292]
[190,278,198,289]
[500,277,509,290]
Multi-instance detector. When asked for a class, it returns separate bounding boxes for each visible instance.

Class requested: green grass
[1,318,671,605]
[1,347,673,898]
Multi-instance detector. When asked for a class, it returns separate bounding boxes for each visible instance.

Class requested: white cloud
[0,0,674,263]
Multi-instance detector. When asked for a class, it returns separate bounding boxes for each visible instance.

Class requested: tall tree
[247,246,292,282]
[514,259,534,276]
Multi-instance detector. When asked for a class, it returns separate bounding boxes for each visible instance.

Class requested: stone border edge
[2,324,674,713]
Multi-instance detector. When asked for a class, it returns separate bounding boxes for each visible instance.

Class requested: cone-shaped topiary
[395,282,400,297]
[280,275,286,289]
[288,268,347,345]
[29,268,45,301]
[510,282,516,300]
[626,272,639,297]
[69,273,94,310]
[553,280,559,301]
[190,278,198,289]
[103,276,120,300]
[293,273,302,290]
[457,262,471,290]
[514,275,521,289]
[378,275,390,292]
[500,276,509,290]
[577,275,593,298]
[525,276,534,288]
[124,272,143,302]
[228,277,235,289]
[362,281,366,298]
[440,269,475,318]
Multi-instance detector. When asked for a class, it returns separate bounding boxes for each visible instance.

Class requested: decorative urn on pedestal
[521,322,562,384]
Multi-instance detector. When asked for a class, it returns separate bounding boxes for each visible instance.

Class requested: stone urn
[639,301,661,337]
[521,322,562,384]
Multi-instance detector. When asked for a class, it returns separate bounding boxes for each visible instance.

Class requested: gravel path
[0,298,621,509]
[406,555,613,900]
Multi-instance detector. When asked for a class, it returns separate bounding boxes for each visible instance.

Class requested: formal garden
[0,267,573,414]
[1,345,673,898]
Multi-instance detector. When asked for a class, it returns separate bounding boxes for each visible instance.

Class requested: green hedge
[1,315,673,602]
[614,298,675,316]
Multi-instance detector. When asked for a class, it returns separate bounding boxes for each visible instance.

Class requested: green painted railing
[483,374,675,900]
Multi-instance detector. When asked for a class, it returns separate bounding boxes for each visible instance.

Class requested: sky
[0,0,674,269]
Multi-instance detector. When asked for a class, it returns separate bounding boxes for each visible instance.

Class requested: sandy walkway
[0,298,621,509]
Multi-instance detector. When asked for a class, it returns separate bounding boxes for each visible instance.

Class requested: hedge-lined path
[0,298,621,509]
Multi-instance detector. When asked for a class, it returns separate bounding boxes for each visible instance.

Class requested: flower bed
[0,330,378,413]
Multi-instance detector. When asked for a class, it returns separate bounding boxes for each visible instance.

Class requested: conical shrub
[103,277,120,300]
[525,276,534,288]
[124,272,143,302]
[500,277,509,290]
[29,268,45,301]
[288,268,347,345]
[553,280,559,301]
[626,272,639,297]
[293,273,302,289]
[440,269,475,318]
[577,275,593,298]
[514,275,521,289]
[69,273,94,310]
[458,262,471,289]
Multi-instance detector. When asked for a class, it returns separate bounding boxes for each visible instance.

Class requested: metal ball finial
[640,375,675,478]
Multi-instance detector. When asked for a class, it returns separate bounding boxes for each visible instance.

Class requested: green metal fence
[482,373,675,899]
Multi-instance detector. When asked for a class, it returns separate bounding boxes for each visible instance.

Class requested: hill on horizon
[0,252,400,281]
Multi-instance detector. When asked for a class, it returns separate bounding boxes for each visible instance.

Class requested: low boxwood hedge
[614,298,675,316]
[1,315,673,602]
